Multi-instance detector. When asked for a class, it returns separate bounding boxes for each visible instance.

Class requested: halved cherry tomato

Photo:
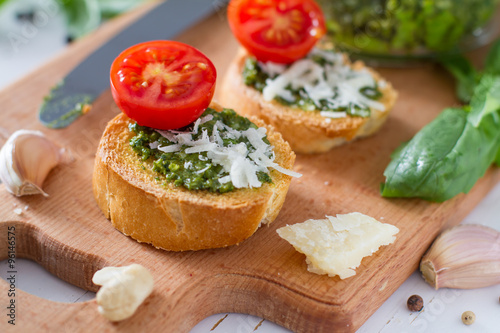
[110,41,217,130]
[227,0,326,64]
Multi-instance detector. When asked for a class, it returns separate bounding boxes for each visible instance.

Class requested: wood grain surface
[1,3,499,332]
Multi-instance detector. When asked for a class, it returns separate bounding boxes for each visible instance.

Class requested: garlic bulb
[0,130,73,197]
[93,264,154,321]
[420,224,500,289]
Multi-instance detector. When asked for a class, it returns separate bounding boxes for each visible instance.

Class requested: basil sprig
[381,40,500,202]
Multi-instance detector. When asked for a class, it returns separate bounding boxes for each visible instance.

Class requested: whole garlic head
[92,264,154,322]
[0,129,73,196]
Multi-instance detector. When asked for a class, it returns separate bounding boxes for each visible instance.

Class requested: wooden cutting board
[1,3,499,332]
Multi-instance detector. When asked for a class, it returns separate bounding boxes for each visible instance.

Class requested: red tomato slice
[110,41,217,130]
[227,0,326,64]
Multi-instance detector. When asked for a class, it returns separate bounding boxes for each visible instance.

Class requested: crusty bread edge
[92,101,296,251]
[220,48,398,154]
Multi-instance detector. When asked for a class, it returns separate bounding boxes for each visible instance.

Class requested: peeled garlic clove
[93,264,154,321]
[0,130,73,197]
[420,224,500,289]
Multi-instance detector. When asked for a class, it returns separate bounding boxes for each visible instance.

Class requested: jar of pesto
[317,0,500,64]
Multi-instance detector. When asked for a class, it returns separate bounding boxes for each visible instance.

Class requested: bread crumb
[13,208,23,215]
[379,281,388,291]
[82,104,92,114]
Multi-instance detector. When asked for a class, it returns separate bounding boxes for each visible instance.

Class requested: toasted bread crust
[92,102,295,251]
[220,49,398,153]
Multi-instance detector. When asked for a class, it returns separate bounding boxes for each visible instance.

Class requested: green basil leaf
[381,108,467,201]
[59,0,101,39]
[381,74,500,202]
[484,39,500,76]
[58,0,145,39]
[495,148,500,166]
[468,75,500,127]
[97,0,144,19]
[439,54,477,103]
[381,106,500,202]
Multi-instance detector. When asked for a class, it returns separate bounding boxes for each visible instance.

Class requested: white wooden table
[1,4,499,332]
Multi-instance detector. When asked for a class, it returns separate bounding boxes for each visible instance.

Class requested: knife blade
[39,0,227,129]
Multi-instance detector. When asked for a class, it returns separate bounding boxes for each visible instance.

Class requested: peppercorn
[407,295,424,312]
[462,311,475,325]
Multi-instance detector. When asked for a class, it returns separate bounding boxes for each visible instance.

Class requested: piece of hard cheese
[277,212,399,279]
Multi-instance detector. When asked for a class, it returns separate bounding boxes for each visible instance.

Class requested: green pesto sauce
[39,79,94,129]
[242,53,383,118]
[129,108,272,193]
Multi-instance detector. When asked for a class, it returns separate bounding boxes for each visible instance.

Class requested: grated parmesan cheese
[320,111,347,119]
[259,47,385,119]
[219,175,231,184]
[153,114,301,189]
[158,144,182,153]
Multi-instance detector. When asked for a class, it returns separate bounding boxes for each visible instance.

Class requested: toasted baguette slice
[93,102,295,251]
[220,49,398,154]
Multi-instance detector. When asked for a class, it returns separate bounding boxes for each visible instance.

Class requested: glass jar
[317,0,500,65]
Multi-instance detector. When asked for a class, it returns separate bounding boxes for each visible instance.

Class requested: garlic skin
[92,264,154,322]
[420,224,500,289]
[0,130,72,197]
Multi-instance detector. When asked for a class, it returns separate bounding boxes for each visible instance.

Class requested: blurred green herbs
[317,0,500,55]
[1,0,147,40]
[60,0,148,39]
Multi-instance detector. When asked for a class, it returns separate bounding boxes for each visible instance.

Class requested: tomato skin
[228,0,326,64]
[110,41,217,130]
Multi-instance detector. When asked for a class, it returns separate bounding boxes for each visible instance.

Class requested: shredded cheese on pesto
[137,109,301,191]
[253,48,385,118]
